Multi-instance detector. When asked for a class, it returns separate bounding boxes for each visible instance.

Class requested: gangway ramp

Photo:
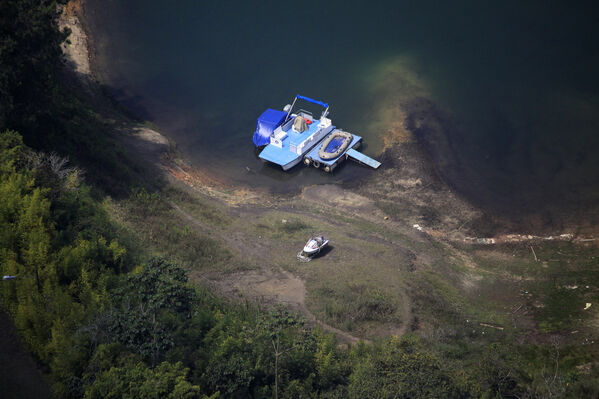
[346,148,381,169]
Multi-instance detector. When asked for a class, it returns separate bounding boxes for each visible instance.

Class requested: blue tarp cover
[253,109,288,147]
[325,137,345,153]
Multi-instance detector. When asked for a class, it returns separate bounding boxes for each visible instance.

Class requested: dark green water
[86,0,599,217]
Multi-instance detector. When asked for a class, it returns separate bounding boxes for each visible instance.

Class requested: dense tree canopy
[85,360,202,399]
[348,337,466,399]
[0,0,68,131]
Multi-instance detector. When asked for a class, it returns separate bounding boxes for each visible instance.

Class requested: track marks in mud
[170,201,371,344]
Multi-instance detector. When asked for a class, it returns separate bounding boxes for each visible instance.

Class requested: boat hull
[282,157,302,171]
[258,121,334,170]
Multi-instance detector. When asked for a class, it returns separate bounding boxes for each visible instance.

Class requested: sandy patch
[133,126,169,146]
[213,269,306,307]
[166,161,264,206]
[59,1,91,76]
[301,184,372,209]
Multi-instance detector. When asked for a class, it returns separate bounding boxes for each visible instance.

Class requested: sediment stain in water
[86,0,599,217]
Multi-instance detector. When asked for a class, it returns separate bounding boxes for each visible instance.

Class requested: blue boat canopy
[297,95,328,109]
[253,108,288,147]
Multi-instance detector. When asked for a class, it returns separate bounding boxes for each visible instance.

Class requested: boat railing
[296,109,313,120]
[285,95,328,123]
[281,118,294,132]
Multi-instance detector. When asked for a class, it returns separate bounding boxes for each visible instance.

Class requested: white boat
[297,235,330,261]
[302,236,329,255]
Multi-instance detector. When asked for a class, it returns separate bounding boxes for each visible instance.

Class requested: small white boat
[297,236,330,261]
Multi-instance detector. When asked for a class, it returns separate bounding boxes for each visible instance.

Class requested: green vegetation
[114,187,235,272]
[317,284,399,331]
[255,214,314,240]
[348,337,469,398]
[0,0,67,130]
[1,0,153,195]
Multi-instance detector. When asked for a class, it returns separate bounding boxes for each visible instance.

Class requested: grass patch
[536,287,585,332]
[164,186,232,227]
[468,241,599,336]
[316,283,399,331]
[375,199,413,221]
[108,187,239,273]
[409,271,508,336]
[254,214,315,240]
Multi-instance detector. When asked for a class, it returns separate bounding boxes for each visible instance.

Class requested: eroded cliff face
[58,1,91,77]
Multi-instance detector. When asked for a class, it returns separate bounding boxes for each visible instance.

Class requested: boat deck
[259,119,324,167]
[304,131,362,172]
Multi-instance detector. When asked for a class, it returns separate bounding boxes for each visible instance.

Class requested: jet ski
[297,236,330,261]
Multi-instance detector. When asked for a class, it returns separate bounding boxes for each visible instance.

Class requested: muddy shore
[63,0,598,346]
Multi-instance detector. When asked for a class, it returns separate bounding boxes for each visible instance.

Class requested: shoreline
[65,1,597,243]
[58,0,94,80]
[68,0,271,204]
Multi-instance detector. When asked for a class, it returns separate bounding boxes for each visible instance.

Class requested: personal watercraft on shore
[297,236,330,262]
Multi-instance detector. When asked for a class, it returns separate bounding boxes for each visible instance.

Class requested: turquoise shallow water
[86,0,599,214]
